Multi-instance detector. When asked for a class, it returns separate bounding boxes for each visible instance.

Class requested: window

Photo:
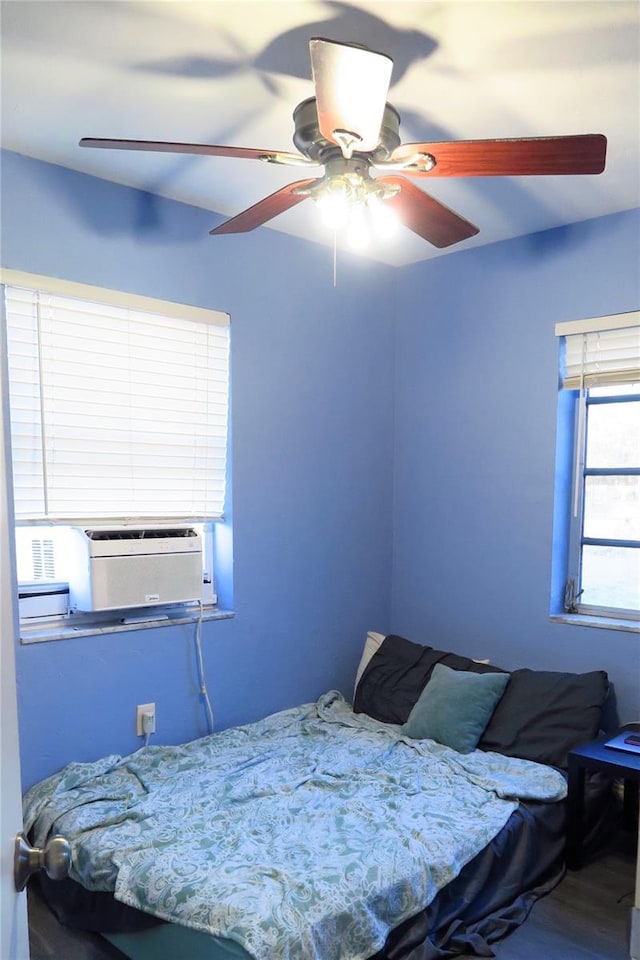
[1,270,231,635]
[554,312,639,624]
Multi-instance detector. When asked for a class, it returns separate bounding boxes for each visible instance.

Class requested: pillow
[353,634,507,725]
[353,631,385,700]
[402,664,510,753]
[478,668,609,768]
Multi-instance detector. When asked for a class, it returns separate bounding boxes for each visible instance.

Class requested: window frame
[565,386,640,623]
[1,270,233,640]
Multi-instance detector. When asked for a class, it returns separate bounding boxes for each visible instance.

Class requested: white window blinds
[4,279,230,523]
[556,311,640,389]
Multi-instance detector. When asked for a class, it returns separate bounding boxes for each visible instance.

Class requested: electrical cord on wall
[142,711,154,748]
[195,600,215,735]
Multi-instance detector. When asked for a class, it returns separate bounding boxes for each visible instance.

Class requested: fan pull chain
[333,231,338,288]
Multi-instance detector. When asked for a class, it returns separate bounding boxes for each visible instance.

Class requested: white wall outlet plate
[136,702,156,736]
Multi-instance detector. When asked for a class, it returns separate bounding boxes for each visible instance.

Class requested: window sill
[19,605,235,644]
[550,613,640,634]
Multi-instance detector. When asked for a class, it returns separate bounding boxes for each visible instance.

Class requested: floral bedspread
[24,691,566,960]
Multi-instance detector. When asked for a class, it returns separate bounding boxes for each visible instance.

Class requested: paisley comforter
[24,691,566,960]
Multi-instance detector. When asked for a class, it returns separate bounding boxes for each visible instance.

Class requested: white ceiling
[1,0,638,267]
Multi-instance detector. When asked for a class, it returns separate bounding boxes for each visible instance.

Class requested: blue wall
[1,151,396,788]
[391,209,640,726]
[3,149,639,788]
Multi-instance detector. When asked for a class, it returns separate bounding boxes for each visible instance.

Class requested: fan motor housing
[292,97,401,163]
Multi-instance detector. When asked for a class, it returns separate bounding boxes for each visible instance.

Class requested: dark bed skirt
[373,799,566,959]
[37,798,568,959]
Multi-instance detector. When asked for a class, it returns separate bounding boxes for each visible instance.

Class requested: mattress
[38,790,566,959]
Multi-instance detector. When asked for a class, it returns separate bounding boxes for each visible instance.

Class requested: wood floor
[28,832,636,960]
[490,831,636,960]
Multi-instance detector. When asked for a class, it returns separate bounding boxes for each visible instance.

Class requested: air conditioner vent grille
[85,528,197,541]
[31,538,56,579]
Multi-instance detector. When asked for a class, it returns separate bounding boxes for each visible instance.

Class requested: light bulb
[315,183,351,229]
[367,195,398,239]
[347,203,369,250]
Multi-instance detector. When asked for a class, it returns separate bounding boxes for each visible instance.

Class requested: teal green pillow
[402,663,510,754]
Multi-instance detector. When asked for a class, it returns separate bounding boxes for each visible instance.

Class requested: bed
[24,632,611,960]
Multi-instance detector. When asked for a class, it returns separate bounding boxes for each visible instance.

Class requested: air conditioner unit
[66,527,203,612]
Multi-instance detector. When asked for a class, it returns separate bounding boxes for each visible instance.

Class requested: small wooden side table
[566,732,640,870]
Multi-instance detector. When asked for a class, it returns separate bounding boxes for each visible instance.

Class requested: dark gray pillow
[353,634,507,725]
[479,668,609,769]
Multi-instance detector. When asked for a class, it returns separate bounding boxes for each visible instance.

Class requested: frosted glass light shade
[310,38,393,156]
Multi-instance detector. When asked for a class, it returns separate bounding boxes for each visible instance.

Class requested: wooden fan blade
[378,176,479,248]
[209,179,319,235]
[391,134,607,177]
[79,138,313,167]
[309,38,393,156]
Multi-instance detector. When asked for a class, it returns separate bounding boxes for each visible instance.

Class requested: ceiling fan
[80,37,607,249]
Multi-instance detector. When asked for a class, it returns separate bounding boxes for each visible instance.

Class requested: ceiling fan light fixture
[313,169,400,243]
[310,38,393,157]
